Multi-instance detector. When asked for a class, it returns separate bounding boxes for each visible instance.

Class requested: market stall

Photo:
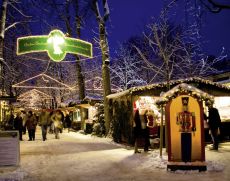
[156,83,214,171]
[106,77,230,145]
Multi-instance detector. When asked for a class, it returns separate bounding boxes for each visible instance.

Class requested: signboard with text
[17,30,93,62]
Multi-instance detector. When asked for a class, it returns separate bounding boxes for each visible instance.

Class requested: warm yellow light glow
[136,96,157,110]
[47,35,65,55]
[214,96,230,121]
[17,29,93,62]
[135,96,161,120]
[12,73,75,90]
[88,106,97,121]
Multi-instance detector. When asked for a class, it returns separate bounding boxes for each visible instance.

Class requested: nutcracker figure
[176,97,196,132]
[176,97,196,162]
[146,110,158,137]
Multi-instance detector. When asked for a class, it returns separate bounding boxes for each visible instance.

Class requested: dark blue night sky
[1,0,230,58]
[108,0,230,57]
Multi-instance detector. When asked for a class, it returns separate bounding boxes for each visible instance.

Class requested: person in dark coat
[14,112,23,141]
[38,111,51,141]
[25,111,37,141]
[207,103,221,150]
[64,113,72,133]
[133,109,142,153]
[140,109,150,152]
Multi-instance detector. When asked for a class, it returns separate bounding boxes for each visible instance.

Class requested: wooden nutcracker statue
[156,83,211,171]
[176,97,196,162]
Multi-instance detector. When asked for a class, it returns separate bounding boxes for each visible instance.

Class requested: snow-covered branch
[5,20,34,32]
[199,0,230,13]
[133,45,165,77]
[110,44,147,90]
[8,2,32,18]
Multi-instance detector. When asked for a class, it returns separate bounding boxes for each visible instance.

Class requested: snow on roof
[107,77,230,100]
[106,89,130,100]
[84,95,103,101]
[155,83,214,106]
[130,77,230,94]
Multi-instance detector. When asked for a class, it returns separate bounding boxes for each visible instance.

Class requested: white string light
[17,89,53,101]
[12,73,75,90]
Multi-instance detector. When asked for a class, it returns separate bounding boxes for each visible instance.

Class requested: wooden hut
[106,77,230,144]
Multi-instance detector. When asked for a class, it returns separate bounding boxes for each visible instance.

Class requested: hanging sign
[17,29,93,62]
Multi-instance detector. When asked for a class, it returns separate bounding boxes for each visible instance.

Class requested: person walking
[207,103,221,150]
[140,109,150,152]
[25,111,37,141]
[14,112,23,141]
[133,109,142,153]
[50,110,64,139]
[39,111,51,141]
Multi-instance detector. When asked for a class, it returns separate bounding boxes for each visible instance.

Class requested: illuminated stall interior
[214,96,230,122]
[0,91,16,127]
[0,101,9,123]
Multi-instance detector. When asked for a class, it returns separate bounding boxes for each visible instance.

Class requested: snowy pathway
[0,129,230,181]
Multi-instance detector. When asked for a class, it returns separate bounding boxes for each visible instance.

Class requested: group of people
[6,109,72,141]
[14,110,37,141]
[133,102,222,153]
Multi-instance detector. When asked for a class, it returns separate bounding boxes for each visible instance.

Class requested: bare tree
[110,44,147,90]
[199,0,230,13]
[0,0,32,95]
[0,0,8,94]
[63,0,86,101]
[171,0,230,13]
[134,3,182,89]
[173,0,227,77]
[74,0,86,100]
[92,0,111,134]
[132,0,226,88]
[92,0,111,97]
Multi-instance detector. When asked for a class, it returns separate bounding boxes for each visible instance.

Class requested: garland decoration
[155,83,214,107]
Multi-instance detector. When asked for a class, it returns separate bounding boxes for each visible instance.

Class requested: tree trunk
[74,0,86,130]
[98,19,111,97]
[165,59,171,90]
[0,0,8,95]
[92,0,111,134]
[65,0,85,101]
[75,0,85,101]
[160,106,164,156]
[76,60,85,100]
[99,19,111,134]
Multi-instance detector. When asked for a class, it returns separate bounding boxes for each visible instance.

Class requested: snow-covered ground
[0,128,230,181]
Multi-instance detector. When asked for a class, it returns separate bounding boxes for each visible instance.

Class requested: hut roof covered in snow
[107,77,230,100]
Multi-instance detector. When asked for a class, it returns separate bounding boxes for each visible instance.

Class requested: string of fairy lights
[155,83,214,107]
[131,77,230,94]
[12,30,229,109]
[12,73,75,90]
